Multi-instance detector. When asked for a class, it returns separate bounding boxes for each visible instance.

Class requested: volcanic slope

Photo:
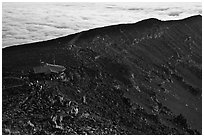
[2,15,202,134]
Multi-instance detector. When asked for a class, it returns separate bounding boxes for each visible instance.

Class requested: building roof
[33,63,66,74]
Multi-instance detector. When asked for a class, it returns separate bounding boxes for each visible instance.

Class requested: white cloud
[2,2,202,47]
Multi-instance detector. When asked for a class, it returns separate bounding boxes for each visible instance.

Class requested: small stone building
[33,63,66,74]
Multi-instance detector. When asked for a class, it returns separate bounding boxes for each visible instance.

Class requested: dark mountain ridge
[3,15,201,50]
[2,15,202,134]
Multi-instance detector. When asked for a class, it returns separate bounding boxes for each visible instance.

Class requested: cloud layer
[2,2,202,47]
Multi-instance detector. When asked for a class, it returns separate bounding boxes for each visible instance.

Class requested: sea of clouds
[2,2,202,47]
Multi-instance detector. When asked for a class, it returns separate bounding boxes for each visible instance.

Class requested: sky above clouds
[2,2,202,47]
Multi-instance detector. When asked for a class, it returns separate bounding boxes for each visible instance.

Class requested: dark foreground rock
[2,15,202,135]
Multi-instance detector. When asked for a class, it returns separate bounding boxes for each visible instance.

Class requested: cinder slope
[2,15,202,135]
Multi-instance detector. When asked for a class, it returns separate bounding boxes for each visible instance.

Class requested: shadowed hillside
[2,15,202,135]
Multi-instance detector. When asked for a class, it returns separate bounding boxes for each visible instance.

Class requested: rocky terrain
[2,15,202,135]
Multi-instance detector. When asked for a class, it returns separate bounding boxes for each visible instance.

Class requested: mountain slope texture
[2,15,202,135]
